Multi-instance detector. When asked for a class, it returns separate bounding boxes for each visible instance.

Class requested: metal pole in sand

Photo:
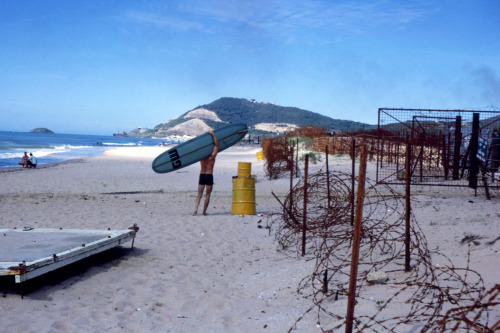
[290,146,294,213]
[326,144,331,209]
[405,143,412,271]
[345,144,367,333]
[350,137,356,227]
[453,116,462,180]
[302,154,309,257]
[295,139,299,178]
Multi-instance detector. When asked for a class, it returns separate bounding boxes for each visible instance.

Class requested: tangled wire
[269,170,497,332]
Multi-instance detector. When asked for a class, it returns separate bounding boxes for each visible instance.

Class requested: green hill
[193,98,371,130]
[129,97,375,137]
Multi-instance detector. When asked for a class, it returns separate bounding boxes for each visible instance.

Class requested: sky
[1,0,499,135]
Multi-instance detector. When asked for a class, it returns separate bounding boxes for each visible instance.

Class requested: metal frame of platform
[0,226,138,286]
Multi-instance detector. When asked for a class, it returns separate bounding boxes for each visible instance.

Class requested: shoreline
[0,158,88,173]
[0,145,173,173]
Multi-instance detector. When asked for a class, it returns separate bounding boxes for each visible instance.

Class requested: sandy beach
[1,145,498,332]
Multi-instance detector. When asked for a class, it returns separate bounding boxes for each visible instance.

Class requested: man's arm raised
[209,130,219,158]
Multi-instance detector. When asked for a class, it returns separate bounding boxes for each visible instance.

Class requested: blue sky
[1,0,499,135]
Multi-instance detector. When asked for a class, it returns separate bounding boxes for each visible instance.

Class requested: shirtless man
[193,130,219,216]
[18,152,29,168]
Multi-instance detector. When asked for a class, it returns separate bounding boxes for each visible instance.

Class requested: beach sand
[0,145,498,332]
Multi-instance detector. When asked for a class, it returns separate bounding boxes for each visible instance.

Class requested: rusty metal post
[429,137,433,171]
[351,138,356,226]
[345,145,367,333]
[326,144,331,209]
[443,134,449,179]
[295,139,299,178]
[437,132,442,168]
[302,154,309,256]
[396,135,400,175]
[469,113,480,189]
[380,138,385,169]
[480,165,491,200]
[419,134,424,182]
[322,269,328,294]
[453,116,462,180]
[290,146,294,213]
[405,143,412,271]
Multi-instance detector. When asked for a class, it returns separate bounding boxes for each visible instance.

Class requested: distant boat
[113,131,128,137]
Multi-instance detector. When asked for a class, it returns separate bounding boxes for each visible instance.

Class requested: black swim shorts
[199,174,214,186]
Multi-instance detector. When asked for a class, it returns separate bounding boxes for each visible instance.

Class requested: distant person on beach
[28,153,37,168]
[18,152,29,168]
[193,130,219,216]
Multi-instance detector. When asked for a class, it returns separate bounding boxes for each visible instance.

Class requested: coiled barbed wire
[268,170,495,332]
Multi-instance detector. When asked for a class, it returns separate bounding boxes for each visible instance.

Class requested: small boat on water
[113,131,128,137]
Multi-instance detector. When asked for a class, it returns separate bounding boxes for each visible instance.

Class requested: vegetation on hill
[129,97,375,137]
[186,97,373,131]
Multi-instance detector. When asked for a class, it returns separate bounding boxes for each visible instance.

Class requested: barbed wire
[268,170,496,332]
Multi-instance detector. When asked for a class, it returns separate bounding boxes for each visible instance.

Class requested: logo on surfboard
[168,149,182,169]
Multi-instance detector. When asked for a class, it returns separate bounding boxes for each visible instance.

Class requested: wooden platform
[0,227,137,284]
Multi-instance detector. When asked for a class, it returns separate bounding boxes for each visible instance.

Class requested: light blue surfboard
[152,123,248,174]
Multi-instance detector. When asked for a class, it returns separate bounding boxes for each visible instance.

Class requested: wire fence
[377,108,500,188]
[268,169,498,332]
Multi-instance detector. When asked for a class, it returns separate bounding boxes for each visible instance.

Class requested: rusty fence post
[419,134,424,182]
[453,116,462,180]
[443,134,449,180]
[405,143,412,272]
[295,139,299,178]
[468,113,480,190]
[380,138,385,169]
[302,154,309,257]
[437,132,442,169]
[290,145,294,213]
[345,145,368,333]
[351,138,356,226]
[326,144,331,209]
[396,135,400,176]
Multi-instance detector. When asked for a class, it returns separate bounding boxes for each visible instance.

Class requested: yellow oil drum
[256,151,264,161]
[237,162,252,178]
[232,177,256,215]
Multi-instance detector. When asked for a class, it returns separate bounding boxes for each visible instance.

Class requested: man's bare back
[199,154,216,174]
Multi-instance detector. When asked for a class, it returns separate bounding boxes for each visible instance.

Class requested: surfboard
[152,123,248,174]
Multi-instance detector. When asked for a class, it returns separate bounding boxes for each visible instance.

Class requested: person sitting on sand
[18,152,29,168]
[193,130,219,216]
[28,153,37,168]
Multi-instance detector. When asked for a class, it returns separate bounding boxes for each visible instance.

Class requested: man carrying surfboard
[193,130,219,216]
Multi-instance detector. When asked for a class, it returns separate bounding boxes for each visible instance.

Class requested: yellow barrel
[256,151,263,161]
[232,177,256,215]
[237,162,252,178]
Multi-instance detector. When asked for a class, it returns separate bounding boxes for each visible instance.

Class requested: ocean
[0,131,170,168]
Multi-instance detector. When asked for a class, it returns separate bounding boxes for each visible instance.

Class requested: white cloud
[119,0,432,39]
[122,10,204,32]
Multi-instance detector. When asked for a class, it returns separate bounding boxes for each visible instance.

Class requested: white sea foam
[0,152,23,159]
[53,145,94,150]
[101,142,139,146]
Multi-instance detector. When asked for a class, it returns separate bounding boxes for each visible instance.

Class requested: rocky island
[30,128,54,134]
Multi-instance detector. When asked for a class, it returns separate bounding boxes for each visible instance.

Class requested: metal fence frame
[377,108,500,188]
